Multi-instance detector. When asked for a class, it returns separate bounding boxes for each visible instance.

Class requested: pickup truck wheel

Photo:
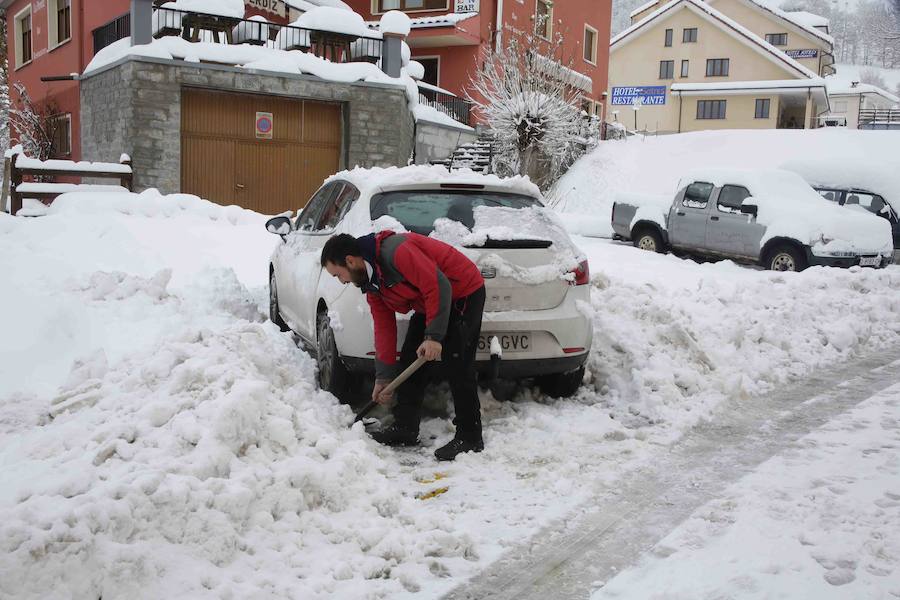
[316,310,351,402]
[633,228,664,253]
[766,245,807,272]
[538,366,585,398]
[269,272,290,332]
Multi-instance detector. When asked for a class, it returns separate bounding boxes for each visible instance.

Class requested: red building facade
[2,0,611,162]
[346,0,612,118]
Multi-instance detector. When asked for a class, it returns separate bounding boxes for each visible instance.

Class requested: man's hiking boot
[370,423,420,447]
[434,437,484,461]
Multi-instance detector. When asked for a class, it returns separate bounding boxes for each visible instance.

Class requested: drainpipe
[495,0,504,52]
[131,0,153,46]
[677,92,683,133]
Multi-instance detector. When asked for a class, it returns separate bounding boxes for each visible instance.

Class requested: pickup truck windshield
[370,190,542,235]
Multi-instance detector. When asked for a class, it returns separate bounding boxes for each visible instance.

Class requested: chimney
[131,0,153,46]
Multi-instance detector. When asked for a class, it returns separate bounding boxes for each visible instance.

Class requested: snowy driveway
[1,196,900,598]
[443,347,900,600]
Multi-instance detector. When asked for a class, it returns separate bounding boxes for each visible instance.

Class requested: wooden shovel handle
[351,355,429,425]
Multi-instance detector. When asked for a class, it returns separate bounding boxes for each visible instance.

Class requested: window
[706,58,729,77]
[417,57,439,86]
[682,182,714,209]
[833,100,848,113]
[49,0,72,48]
[584,25,598,64]
[15,7,33,68]
[376,0,447,12]
[659,60,675,79]
[664,28,673,47]
[370,191,541,235]
[697,99,727,119]
[50,114,72,158]
[681,59,689,77]
[317,184,360,231]
[754,98,770,119]
[845,192,890,218]
[717,185,751,213]
[296,182,343,231]
[816,189,841,203]
[536,0,553,39]
[765,33,787,46]
[683,27,698,42]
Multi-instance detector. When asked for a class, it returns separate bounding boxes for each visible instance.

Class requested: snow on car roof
[780,158,900,213]
[326,165,542,198]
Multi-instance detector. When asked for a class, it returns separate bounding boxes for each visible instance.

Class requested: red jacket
[361,231,483,379]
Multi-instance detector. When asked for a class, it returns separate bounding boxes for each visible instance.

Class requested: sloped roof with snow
[826,81,900,104]
[783,10,829,29]
[611,0,819,80]
[629,0,660,18]
[367,12,477,30]
[737,0,834,45]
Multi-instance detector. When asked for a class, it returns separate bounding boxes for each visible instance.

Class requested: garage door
[181,88,342,215]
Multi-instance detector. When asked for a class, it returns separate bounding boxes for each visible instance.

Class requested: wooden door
[181,88,342,214]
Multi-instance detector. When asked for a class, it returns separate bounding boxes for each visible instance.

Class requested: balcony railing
[859,108,900,129]
[418,87,473,126]
[148,7,383,64]
[93,13,131,55]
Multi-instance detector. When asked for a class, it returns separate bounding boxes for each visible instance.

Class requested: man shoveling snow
[321,231,486,461]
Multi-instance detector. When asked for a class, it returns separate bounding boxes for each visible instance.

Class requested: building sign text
[786,49,818,59]
[455,0,480,13]
[611,86,667,105]
[245,0,286,18]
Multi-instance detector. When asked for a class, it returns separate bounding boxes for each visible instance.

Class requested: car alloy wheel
[316,311,350,401]
[771,252,796,272]
[269,272,289,332]
[638,235,658,252]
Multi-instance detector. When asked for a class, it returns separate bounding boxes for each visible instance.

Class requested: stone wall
[414,121,477,165]
[80,56,415,194]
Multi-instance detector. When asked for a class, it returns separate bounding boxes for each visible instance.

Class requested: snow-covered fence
[6,149,133,216]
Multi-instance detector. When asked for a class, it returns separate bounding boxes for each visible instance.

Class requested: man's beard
[350,264,368,287]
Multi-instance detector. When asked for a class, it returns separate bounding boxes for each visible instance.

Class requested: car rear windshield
[370,190,542,235]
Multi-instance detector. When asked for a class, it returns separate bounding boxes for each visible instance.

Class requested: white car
[265,166,592,401]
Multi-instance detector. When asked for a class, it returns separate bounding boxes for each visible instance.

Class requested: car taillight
[569,260,590,285]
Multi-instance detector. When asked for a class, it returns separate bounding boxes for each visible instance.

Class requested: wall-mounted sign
[245,0,286,18]
[256,112,274,139]
[786,49,818,59]
[455,0,480,13]
[611,86,667,106]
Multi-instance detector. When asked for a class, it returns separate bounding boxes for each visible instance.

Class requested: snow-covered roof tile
[671,78,827,92]
[366,11,477,30]
[783,10,829,29]
[826,81,900,104]
[612,0,819,80]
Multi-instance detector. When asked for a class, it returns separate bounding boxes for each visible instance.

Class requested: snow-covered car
[265,166,592,401]
[780,159,900,264]
[611,168,895,271]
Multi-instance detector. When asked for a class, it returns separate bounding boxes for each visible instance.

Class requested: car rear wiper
[464,238,553,249]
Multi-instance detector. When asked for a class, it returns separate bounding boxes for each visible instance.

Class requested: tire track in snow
[441,346,900,600]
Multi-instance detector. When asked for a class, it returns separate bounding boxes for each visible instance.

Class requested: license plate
[478,333,531,354]
[859,256,880,267]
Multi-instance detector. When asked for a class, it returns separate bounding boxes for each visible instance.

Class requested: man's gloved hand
[372,379,394,405]
[417,339,442,361]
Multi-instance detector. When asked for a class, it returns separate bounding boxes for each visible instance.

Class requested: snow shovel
[351,355,428,426]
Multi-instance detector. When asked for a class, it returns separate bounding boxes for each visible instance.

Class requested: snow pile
[295,6,371,37]
[677,168,893,254]
[552,129,899,238]
[414,104,473,130]
[0,195,481,599]
[15,154,131,173]
[379,10,412,36]
[232,15,269,45]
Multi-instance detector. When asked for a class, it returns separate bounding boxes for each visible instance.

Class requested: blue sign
[786,49,818,59]
[611,86,667,106]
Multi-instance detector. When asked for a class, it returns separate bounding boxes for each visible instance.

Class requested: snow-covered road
[443,347,900,600]
[2,194,900,598]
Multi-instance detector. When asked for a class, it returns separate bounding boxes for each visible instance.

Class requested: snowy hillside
[551,129,899,238]
[1,184,900,597]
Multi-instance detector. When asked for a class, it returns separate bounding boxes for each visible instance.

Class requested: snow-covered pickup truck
[611,168,895,272]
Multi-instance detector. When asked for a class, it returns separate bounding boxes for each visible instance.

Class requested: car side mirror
[740,202,758,218]
[266,216,292,239]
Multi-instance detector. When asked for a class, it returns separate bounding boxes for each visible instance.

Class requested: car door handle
[676,211,686,216]
[710,216,719,221]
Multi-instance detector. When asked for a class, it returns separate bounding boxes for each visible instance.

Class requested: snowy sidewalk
[442,347,900,600]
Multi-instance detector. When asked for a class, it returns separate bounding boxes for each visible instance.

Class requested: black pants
[393,286,486,441]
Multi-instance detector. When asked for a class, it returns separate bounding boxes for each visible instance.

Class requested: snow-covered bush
[467,17,585,191]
